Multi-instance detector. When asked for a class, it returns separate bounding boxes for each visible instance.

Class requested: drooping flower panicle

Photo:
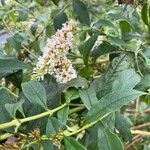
[32,20,77,83]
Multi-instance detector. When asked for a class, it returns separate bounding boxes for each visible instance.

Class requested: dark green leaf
[46,25,55,37]
[73,0,90,26]
[6,33,24,52]
[21,80,47,109]
[0,59,30,75]
[41,77,61,109]
[5,99,25,118]
[42,141,55,150]
[6,70,23,89]
[79,33,98,67]
[93,19,116,30]
[51,0,59,5]
[112,69,141,91]
[57,106,69,125]
[31,22,38,36]
[91,54,135,99]
[84,89,144,124]
[91,41,116,58]
[64,136,87,150]
[109,36,125,47]
[141,3,149,25]
[137,74,150,91]
[115,112,132,141]
[22,94,46,132]
[119,20,133,36]
[46,117,66,135]
[98,123,124,150]
[53,12,68,30]
[0,88,12,123]
[60,77,88,91]
[65,88,79,102]
[79,87,98,110]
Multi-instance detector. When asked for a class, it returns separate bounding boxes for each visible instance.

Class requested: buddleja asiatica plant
[0,0,150,149]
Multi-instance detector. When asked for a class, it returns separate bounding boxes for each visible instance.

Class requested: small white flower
[32,20,77,83]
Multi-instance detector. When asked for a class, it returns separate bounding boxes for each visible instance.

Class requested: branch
[0,103,66,131]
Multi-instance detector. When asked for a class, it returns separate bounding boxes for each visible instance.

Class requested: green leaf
[60,77,88,91]
[6,33,24,52]
[22,95,46,132]
[5,99,25,118]
[51,0,59,5]
[65,88,79,102]
[64,136,87,150]
[108,36,125,47]
[93,19,116,30]
[46,117,66,135]
[84,89,144,124]
[141,3,149,25]
[41,78,61,109]
[112,69,141,91]
[91,41,116,58]
[91,54,135,99]
[73,0,90,26]
[53,12,68,30]
[0,59,30,75]
[6,70,23,90]
[79,30,87,41]
[137,74,150,91]
[98,123,124,150]
[79,87,98,110]
[42,141,55,150]
[0,88,12,123]
[57,106,69,125]
[79,33,98,67]
[119,20,133,36]
[21,80,47,109]
[46,25,55,37]
[31,22,38,36]
[115,112,132,141]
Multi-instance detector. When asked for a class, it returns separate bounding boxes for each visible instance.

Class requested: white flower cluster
[32,20,77,84]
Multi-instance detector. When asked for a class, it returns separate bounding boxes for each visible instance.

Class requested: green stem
[69,106,85,114]
[0,133,14,141]
[63,113,111,137]
[0,103,66,131]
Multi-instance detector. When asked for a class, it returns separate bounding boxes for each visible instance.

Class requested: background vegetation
[0,0,150,149]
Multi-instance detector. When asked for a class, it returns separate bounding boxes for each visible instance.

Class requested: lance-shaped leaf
[84,90,144,124]
[79,33,98,67]
[112,69,141,91]
[141,3,149,25]
[0,59,30,74]
[53,12,68,30]
[73,0,90,26]
[22,80,47,109]
[64,136,87,150]
[98,123,124,150]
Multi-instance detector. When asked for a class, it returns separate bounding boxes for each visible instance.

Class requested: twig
[131,130,150,136]
[125,135,143,150]
[131,122,150,130]
[69,106,85,114]
[134,99,139,122]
